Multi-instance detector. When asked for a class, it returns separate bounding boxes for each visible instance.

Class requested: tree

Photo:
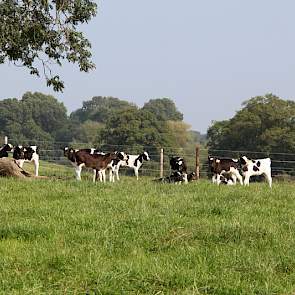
[142,98,183,121]
[0,0,97,91]
[100,108,174,153]
[70,96,137,123]
[0,92,68,142]
[207,94,295,153]
[21,92,68,136]
[166,121,191,147]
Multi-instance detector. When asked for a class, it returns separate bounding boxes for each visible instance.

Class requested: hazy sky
[1,0,295,132]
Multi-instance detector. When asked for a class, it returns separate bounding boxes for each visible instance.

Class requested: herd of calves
[0,143,272,187]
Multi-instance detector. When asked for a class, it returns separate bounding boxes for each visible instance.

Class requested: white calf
[120,152,150,180]
[240,156,272,188]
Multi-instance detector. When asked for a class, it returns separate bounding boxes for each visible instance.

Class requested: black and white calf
[170,156,188,183]
[0,143,13,158]
[240,156,272,188]
[208,156,243,185]
[170,156,188,173]
[64,147,124,182]
[106,152,128,182]
[64,147,127,182]
[13,145,40,176]
[154,171,187,184]
[219,174,235,185]
[119,152,150,180]
[96,151,128,182]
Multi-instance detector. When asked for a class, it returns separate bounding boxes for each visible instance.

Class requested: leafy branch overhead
[0,0,97,91]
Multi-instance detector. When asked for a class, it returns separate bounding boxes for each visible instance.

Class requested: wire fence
[2,137,295,179]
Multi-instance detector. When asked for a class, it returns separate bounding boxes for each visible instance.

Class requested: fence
[2,136,203,178]
[2,136,295,179]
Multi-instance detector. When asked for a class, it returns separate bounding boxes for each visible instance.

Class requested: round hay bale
[0,158,33,178]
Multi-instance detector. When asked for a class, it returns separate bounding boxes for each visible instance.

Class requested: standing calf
[13,145,39,176]
[240,156,272,188]
[209,156,243,185]
[119,152,150,180]
[64,147,123,182]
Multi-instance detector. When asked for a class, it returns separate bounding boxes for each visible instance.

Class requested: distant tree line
[207,94,295,154]
[0,93,203,154]
[207,93,295,176]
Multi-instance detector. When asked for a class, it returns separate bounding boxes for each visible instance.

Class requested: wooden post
[4,136,8,145]
[195,145,200,180]
[160,148,164,178]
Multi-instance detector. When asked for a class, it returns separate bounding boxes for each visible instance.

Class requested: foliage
[0,92,201,154]
[166,120,191,147]
[0,92,67,143]
[0,0,97,91]
[142,98,183,121]
[207,94,295,153]
[70,96,137,123]
[100,108,174,153]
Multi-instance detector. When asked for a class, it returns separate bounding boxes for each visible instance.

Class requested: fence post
[160,148,164,178]
[195,145,200,180]
[4,136,8,144]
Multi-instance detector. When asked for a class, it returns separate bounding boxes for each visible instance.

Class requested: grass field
[1,162,295,294]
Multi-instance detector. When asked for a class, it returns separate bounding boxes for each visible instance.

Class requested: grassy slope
[0,163,295,294]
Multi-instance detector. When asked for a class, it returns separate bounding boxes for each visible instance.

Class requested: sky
[1,0,295,133]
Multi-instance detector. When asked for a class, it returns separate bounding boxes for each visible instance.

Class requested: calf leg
[234,172,243,185]
[96,170,103,182]
[134,168,139,180]
[101,170,106,183]
[231,174,237,185]
[264,172,272,188]
[33,159,39,177]
[75,165,83,181]
[115,166,120,181]
[183,173,188,184]
[243,174,250,186]
[229,167,243,185]
[109,169,115,183]
[17,160,25,169]
[216,174,221,185]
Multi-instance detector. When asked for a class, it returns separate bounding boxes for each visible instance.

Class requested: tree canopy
[142,98,183,121]
[0,92,67,143]
[70,96,137,123]
[0,0,97,91]
[0,93,201,155]
[207,94,295,153]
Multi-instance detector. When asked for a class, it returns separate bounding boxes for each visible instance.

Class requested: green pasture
[0,162,295,294]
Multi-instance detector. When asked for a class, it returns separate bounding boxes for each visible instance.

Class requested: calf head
[170,156,187,173]
[208,156,215,172]
[2,143,13,152]
[23,147,35,160]
[115,151,128,161]
[63,147,76,162]
[142,151,150,161]
[13,146,25,160]
[240,156,264,173]
[240,156,251,171]
[187,172,197,182]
